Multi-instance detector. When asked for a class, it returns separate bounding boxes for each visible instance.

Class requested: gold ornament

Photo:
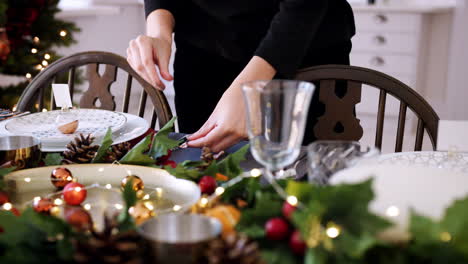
[129,201,155,225]
[121,175,144,192]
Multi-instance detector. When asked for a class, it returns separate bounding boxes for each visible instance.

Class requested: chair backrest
[295,65,440,152]
[16,51,173,130]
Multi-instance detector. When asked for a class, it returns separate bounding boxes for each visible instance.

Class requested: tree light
[31,48,38,54]
[59,30,67,37]
[26,73,32,79]
[42,60,48,66]
[33,36,40,43]
[44,54,51,60]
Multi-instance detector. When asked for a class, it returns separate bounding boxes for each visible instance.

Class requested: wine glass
[242,80,315,180]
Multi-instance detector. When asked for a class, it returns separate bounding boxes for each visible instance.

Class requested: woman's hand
[127,35,173,90]
[188,88,248,152]
[188,56,276,152]
[127,9,175,90]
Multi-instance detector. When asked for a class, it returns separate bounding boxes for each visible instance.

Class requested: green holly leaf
[165,163,203,181]
[43,153,62,166]
[410,210,442,243]
[261,244,299,264]
[149,117,179,159]
[216,144,249,179]
[118,178,137,232]
[236,191,282,237]
[119,135,155,165]
[305,249,328,264]
[0,167,15,189]
[92,127,113,163]
[441,197,468,257]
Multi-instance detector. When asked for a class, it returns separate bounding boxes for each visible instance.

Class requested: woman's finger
[136,36,165,90]
[188,125,226,148]
[155,42,173,81]
[210,134,240,153]
[128,40,151,84]
[188,122,215,141]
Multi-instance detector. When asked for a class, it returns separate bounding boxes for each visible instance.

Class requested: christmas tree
[0,0,79,108]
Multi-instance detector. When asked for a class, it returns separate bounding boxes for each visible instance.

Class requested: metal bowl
[138,214,221,264]
[0,136,41,170]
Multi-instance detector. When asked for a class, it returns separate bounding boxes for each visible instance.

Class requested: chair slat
[150,107,157,129]
[37,86,44,111]
[49,77,57,110]
[122,74,133,113]
[395,102,408,152]
[138,91,148,117]
[68,67,76,101]
[414,119,425,151]
[375,90,387,149]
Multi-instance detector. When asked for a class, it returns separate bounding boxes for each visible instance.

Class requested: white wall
[446,0,468,120]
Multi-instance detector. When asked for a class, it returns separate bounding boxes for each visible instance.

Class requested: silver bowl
[138,214,221,264]
[0,136,41,170]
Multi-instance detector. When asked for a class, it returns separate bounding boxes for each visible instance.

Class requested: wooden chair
[16,51,173,129]
[295,65,440,151]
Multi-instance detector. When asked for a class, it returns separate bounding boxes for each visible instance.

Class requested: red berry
[64,206,92,231]
[63,182,87,206]
[0,191,10,205]
[158,149,173,164]
[289,230,307,255]
[198,176,217,195]
[163,160,177,168]
[282,201,297,220]
[265,217,290,240]
[10,207,20,216]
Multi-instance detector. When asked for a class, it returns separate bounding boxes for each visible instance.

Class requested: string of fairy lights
[25,30,68,81]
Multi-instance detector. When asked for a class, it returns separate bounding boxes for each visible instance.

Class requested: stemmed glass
[242,80,315,186]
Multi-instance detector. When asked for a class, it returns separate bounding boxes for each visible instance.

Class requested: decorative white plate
[5,109,127,147]
[5,164,201,229]
[39,112,150,152]
[331,158,468,234]
[378,151,468,174]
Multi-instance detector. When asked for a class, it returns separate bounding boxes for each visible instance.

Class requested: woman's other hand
[188,56,276,152]
[127,9,174,90]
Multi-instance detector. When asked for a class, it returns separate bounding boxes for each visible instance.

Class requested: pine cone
[73,215,145,264]
[104,142,132,163]
[204,233,264,264]
[62,134,99,164]
[201,147,215,163]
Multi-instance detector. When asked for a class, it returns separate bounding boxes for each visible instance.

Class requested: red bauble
[33,197,55,214]
[63,182,87,206]
[163,160,177,168]
[198,176,217,195]
[282,201,297,220]
[0,191,10,205]
[64,206,92,231]
[289,230,307,255]
[51,167,74,189]
[265,217,290,240]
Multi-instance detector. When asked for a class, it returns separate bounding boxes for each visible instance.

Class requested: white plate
[0,112,149,152]
[378,151,468,174]
[331,156,468,231]
[5,109,126,147]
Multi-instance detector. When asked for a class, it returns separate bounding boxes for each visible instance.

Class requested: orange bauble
[205,205,241,236]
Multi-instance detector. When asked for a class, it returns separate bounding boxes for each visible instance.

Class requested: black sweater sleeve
[254,0,329,77]
[144,0,176,18]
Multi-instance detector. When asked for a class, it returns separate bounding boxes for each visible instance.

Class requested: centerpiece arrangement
[1,79,468,264]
